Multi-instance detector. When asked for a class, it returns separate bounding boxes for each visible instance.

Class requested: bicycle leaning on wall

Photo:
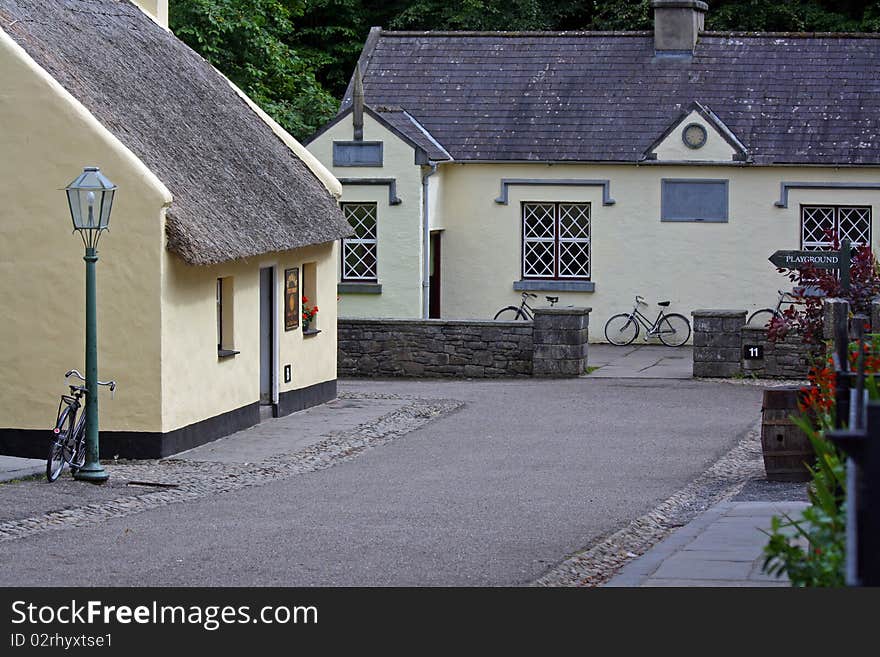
[604,296,691,347]
[46,369,116,482]
[494,292,559,320]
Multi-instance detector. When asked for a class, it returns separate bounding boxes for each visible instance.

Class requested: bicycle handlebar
[65,369,116,392]
[635,295,646,305]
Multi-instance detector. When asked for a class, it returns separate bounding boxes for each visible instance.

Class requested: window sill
[217,349,240,359]
[303,329,321,338]
[338,282,382,295]
[513,280,595,293]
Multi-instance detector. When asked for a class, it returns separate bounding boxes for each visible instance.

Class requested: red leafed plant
[768,243,880,345]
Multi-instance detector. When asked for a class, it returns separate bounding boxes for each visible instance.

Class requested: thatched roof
[0,0,351,265]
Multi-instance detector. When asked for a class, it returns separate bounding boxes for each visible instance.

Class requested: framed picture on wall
[284,267,299,331]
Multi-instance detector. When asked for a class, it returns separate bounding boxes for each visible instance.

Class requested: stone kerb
[532,308,591,377]
[692,309,746,378]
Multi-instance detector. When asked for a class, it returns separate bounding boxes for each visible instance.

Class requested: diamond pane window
[802,206,871,251]
[341,203,378,281]
[523,202,590,279]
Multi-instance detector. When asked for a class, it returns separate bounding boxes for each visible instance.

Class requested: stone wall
[338,308,591,378]
[741,327,823,379]
[692,310,746,377]
[338,318,534,377]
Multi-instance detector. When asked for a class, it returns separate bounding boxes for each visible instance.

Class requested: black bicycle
[494,292,559,320]
[604,296,691,347]
[746,288,813,328]
[47,369,116,482]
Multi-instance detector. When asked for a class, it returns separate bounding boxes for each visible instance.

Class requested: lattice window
[522,202,590,279]
[341,203,378,281]
[802,205,871,251]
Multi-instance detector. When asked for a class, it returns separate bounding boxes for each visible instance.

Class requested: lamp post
[64,166,116,484]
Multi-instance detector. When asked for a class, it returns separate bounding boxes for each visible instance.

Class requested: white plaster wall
[306,113,424,318]
[160,242,338,433]
[0,28,169,432]
[434,163,880,341]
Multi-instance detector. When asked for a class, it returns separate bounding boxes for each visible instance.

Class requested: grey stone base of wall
[339,319,534,378]
[692,309,822,379]
[339,309,591,379]
[742,328,823,379]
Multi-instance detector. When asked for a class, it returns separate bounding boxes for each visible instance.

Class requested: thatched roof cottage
[0,0,351,458]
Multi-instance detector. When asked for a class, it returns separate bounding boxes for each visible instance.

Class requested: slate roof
[344,30,880,165]
[0,0,351,265]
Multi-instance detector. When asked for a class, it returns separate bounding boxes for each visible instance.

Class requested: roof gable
[351,30,880,165]
[0,0,351,265]
[646,102,748,163]
[306,105,451,163]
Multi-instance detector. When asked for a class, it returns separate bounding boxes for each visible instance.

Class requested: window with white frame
[802,205,871,251]
[522,202,591,279]
[341,202,378,282]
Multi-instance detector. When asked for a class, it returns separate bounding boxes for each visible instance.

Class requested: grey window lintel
[338,178,402,205]
[514,280,595,293]
[495,179,615,206]
[775,182,880,208]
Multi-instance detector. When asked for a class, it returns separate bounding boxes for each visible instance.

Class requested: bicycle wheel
[747,309,778,329]
[605,314,639,346]
[494,306,526,321]
[657,313,691,347]
[46,408,74,482]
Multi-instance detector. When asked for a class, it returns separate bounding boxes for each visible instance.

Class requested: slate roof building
[306,0,880,335]
[0,0,350,458]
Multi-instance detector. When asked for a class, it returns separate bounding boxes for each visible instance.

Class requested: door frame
[259,264,280,412]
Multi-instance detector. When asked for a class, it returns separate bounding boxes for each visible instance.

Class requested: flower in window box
[302,296,318,331]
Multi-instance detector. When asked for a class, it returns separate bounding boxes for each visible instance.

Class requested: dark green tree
[170,0,337,140]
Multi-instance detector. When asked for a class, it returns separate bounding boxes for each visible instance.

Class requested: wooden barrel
[761,387,815,482]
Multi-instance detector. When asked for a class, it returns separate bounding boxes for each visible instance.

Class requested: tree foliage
[170,0,880,141]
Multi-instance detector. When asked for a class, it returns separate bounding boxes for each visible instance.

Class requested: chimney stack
[651,0,707,54]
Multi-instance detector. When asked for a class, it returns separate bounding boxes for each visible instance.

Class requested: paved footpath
[605,499,808,586]
[0,378,766,586]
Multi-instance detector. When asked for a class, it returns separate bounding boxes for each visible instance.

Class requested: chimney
[131,1,169,29]
[352,63,365,142]
[651,0,707,54]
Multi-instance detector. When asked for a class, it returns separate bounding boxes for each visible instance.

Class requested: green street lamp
[65,166,116,484]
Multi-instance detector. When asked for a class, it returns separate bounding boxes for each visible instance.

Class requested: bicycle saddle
[658,301,671,307]
[545,296,559,304]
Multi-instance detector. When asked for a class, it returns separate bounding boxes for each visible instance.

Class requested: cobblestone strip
[0,396,462,543]
[532,423,765,587]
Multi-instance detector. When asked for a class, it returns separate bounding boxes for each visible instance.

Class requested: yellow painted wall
[307,113,424,318]
[160,242,338,433]
[0,28,170,433]
[652,110,738,162]
[434,163,880,340]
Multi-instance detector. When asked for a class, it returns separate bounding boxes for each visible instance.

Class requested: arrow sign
[768,250,843,269]
[768,238,852,292]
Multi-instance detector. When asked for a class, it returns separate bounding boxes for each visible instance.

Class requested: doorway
[259,267,275,407]
[429,231,441,319]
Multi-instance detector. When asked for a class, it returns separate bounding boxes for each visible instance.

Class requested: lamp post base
[73,462,109,484]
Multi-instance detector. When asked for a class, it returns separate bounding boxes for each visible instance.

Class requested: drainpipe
[421,162,439,319]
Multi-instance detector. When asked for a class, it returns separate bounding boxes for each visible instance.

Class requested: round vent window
[682,123,708,149]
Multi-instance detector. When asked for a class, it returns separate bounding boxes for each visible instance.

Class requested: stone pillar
[823,298,850,341]
[532,308,591,377]
[871,296,880,334]
[692,309,746,377]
